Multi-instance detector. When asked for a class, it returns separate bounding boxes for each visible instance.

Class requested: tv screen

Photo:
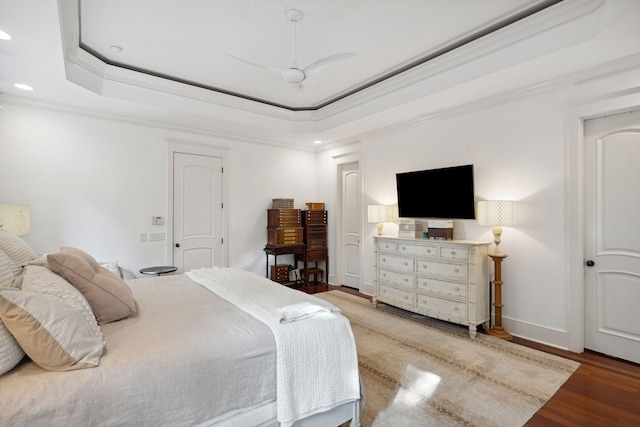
[396,164,476,219]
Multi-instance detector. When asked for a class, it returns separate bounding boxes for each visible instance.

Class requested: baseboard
[359,282,374,296]
[502,316,571,350]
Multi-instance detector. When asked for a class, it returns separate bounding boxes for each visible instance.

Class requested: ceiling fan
[227,9,357,88]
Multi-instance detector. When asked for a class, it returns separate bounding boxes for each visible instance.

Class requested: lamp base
[486,326,513,340]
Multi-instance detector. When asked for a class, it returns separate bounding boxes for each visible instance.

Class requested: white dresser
[373,236,491,338]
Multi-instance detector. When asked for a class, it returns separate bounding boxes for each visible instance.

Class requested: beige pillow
[48,250,136,324]
[0,287,104,372]
[0,250,26,376]
[20,265,101,338]
[0,318,24,376]
[0,226,36,267]
[0,250,19,288]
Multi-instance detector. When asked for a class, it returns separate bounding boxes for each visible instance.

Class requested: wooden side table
[140,266,177,276]
[263,244,306,283]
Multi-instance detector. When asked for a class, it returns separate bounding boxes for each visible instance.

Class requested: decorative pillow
[59,246,100,269]
[48,249,136,324]
[0,226,36,267]
[0,250,19,288]
[0,287,104,371]
[0,318,24,376]
[20,265,102,340]
[0,250,25,376]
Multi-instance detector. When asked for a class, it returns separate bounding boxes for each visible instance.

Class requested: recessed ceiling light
[109,45,123,53]
[314,140,322,144]
[14,83,33,91]
[0,30,12,40]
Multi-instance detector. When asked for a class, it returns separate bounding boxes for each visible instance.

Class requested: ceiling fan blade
[303,52,357,77]
[226,53,284,75]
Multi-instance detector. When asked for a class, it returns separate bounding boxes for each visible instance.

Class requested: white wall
[0,105,317,277]
[317,66,640,349]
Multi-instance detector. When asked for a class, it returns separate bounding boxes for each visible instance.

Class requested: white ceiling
[0,0,619,148]
[78,0,560,111]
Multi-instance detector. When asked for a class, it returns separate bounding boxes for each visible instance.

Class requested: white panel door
[173,153,223,272]
[341,162,361,288]
[584,110,640,364]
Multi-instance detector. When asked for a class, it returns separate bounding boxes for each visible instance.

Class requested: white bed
[0,238,361,426]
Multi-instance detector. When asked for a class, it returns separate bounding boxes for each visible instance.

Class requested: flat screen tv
[396,164,476,219]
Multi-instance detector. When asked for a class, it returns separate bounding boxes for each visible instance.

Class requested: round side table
[140,266,177,276]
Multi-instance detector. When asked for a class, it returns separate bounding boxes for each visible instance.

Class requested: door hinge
[221,238,223,244]
[221,167,224,173]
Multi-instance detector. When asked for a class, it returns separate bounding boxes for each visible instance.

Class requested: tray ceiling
[77,0,561,111]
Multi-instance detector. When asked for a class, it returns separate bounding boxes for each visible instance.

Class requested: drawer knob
[404,278,408,282]
[404,296,408,300]
[455,268,460,273]
[404,262,408,266]
[455,287,460,292]
[401,246,406,250]
[455,307,460,311]
[423,299,427,304]
[427,249,431,253]
[382,273,386,277]
[382,258,386,262]
[452,251,456,255]
[422,265,427,269]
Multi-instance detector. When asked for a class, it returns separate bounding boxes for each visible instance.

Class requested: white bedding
[187,268,361,427]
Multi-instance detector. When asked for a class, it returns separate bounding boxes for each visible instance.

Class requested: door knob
[175,243,180,248]
[586,260,595,267]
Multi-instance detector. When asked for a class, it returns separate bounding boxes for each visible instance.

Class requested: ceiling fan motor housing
[284,68,306,84]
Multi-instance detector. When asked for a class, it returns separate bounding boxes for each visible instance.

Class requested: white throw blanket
[186,268,360,427]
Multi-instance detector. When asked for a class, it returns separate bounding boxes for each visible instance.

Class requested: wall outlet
[140,233,147,242]
[152,216,164,225]
[149,232,165,241]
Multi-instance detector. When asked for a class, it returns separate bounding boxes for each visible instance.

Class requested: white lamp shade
[0,204,31,236]
[477,200,517,227]
[368,205,389,223]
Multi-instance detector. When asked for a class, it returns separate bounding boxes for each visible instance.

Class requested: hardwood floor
[305,284,640,427]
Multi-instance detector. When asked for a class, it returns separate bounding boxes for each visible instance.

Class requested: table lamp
[477,200,518,340]
[368,205,390,236]
[0,204,31,236]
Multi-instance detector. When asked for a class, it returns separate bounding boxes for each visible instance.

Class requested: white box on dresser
[373,236,491,338]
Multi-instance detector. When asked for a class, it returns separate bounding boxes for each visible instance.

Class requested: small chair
[301,267,323,285]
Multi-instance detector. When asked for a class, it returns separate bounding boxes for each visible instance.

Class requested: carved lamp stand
[487,253,513,340]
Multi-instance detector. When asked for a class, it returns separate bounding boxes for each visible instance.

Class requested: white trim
[57,0,605,123]
[504,316,572,350]
[167,140,229,268]
[565,89,640,353]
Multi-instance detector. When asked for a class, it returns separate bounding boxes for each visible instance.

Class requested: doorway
[583,109,640,364]
[171,150,224,272]
[338,160,362,289]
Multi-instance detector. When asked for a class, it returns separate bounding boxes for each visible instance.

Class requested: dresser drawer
[416,295,466,320]
[379,285,414,306]
[416,260,467,281]
[378,240,397,253]
[378,254,413,272]
[416,277,467,298]
[439,246,469,261]
[379,269,414,290]
[397,243,437,258]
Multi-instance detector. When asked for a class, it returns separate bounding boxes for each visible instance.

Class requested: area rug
[316,290,579,427]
